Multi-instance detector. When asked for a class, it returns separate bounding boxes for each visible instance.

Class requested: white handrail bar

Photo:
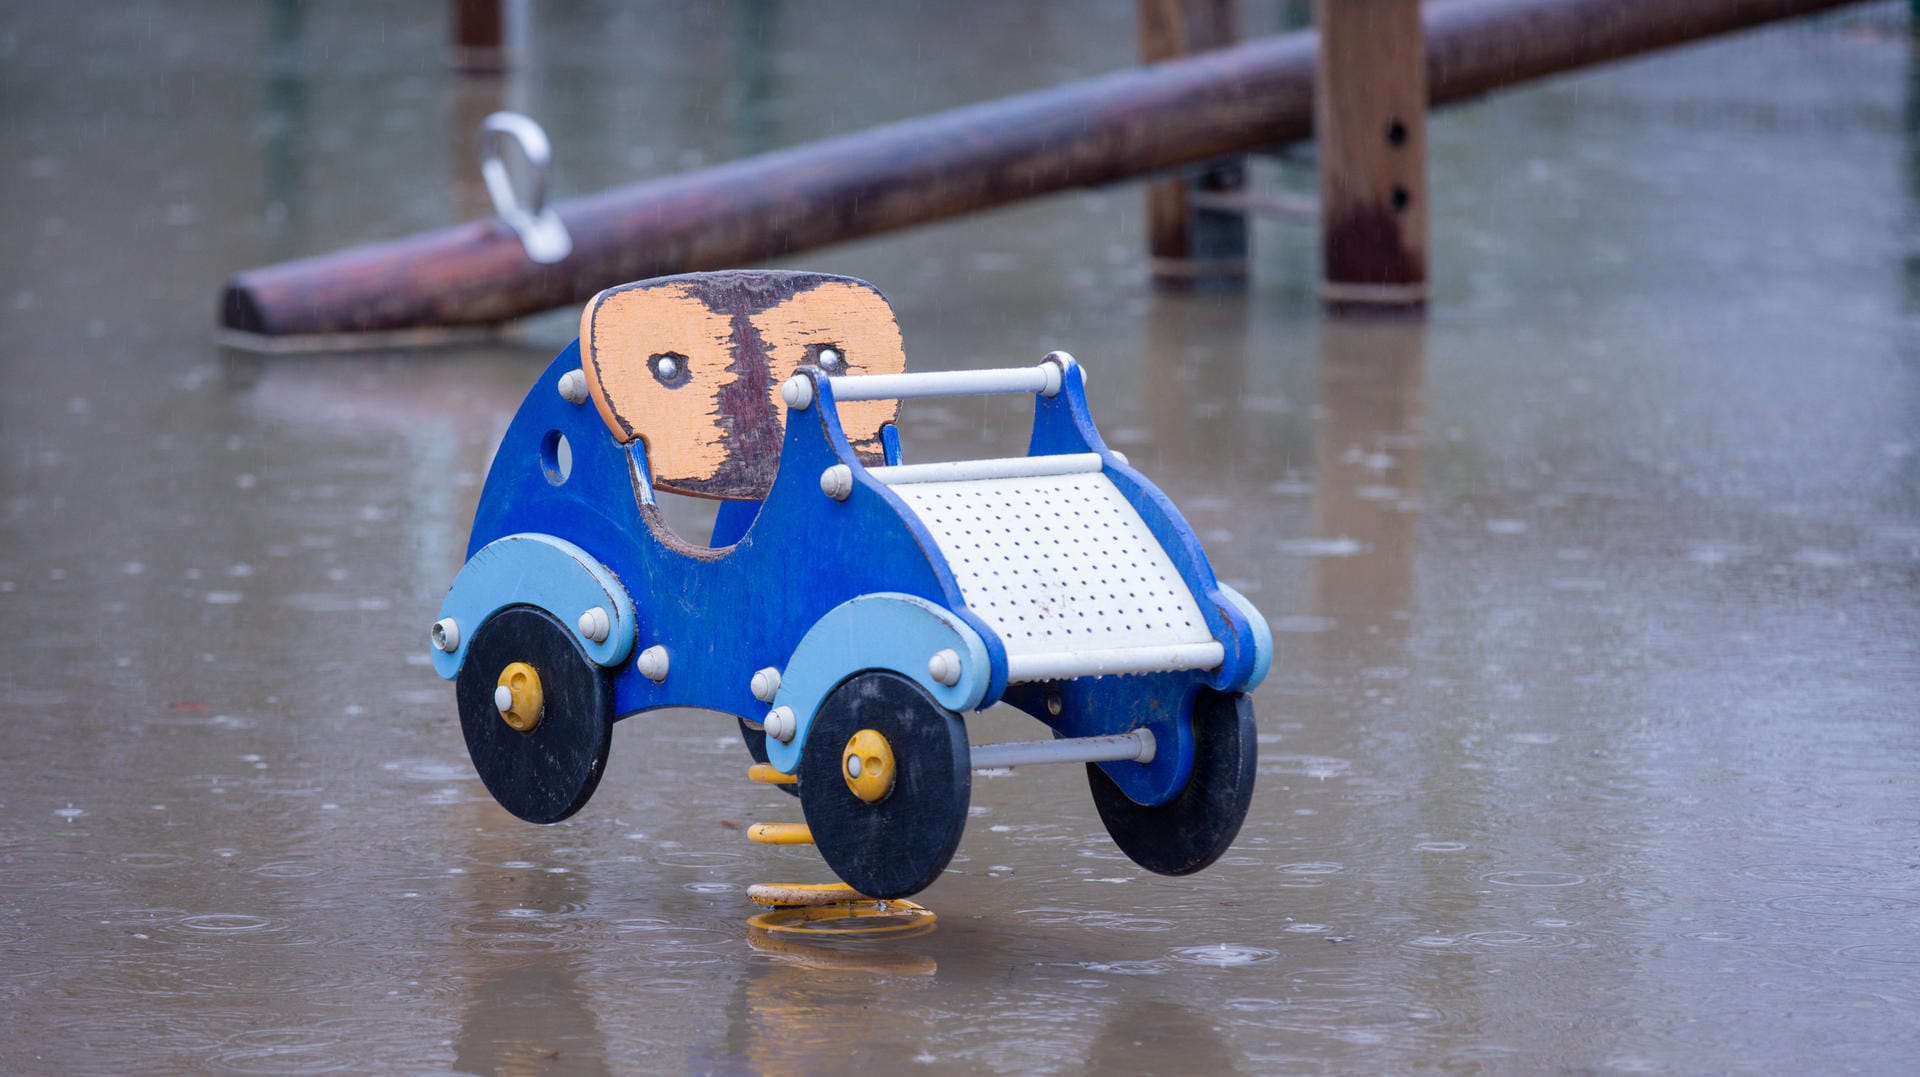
[867,453,1103,486]
[828,362,1062,402]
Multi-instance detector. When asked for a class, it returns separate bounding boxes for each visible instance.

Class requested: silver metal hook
[478,112,573,265]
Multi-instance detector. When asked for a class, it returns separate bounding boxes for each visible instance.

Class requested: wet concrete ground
[4,2,1918,1073]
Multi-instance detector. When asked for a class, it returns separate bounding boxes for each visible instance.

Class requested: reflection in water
[1907,38,1920,304]
[449,58,526,223]
[745,930,937,976]
[730,0,782,158]
[1309,317,1424,632]
[259,0,308,243]
[449,800,611,1077]
[712,934,940,1076]
[1083,999,1243,1076]
[1141,294,1252,470]
[454,961,611,1077]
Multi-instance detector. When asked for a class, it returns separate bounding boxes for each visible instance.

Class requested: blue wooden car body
[431,344,1269,810]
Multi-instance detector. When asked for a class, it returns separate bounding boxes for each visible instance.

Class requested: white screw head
[577,606,611,643]
[818,348,840,370]
[430,617,460,652]
[780,375,813,410]
[556,369,589,405]
[493,685,515,713]
[749,667,782,703]
[656,356,678,379]
[764,706,796,744]
[1110,450,1129,466]
[1038,363,1063,398]
[1132,727,1158,764]
[846,754,862,778]
[820,464,853,501]
[928,648,962,687]
[637,645,670,682]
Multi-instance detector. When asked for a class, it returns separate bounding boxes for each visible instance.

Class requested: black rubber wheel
[456,606,614,824]
[737,716,798,797]
[1089,688,1256,876]
[798,671,971,900]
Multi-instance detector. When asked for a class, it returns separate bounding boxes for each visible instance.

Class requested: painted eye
[649,351,690,387]
[807,344,845,372]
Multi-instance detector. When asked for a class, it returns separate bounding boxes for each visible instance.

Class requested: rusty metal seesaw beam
[218,0,1864,340]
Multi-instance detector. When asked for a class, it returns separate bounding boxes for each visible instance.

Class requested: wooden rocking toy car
[428,270,1271,899]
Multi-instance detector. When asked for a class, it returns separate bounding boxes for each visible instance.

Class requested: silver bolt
[846,754,863,778]
[656,356,678,380]
[637,645,670,682]
[928,649,962,687]
[493,685,515,713]
[820,464,853,501]
[556,369,589,405]
[430,617,460,652]
[750,667,782,703]
[764,706,796,744]
[577,606,611,643]
[780,375,813,410]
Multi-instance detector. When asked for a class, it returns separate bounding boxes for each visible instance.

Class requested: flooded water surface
[3,3,1918,1073]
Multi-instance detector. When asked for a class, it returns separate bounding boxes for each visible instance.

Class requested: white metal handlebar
[826,360,1063,402]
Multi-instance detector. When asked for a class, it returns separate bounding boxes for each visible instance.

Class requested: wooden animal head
[579,271,906,500]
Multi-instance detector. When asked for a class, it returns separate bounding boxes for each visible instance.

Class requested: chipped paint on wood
[579,271,905,500]
[582,281,740,485]
[747,280,906,462]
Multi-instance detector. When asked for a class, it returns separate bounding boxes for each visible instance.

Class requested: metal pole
[221,0,1865,339]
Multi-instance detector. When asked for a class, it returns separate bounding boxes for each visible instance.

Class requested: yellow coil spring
[742,764,936,936]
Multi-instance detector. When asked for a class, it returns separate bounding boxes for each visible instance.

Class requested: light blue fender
[763,593,993,774]
[430,533,637,679]
[1215,583,1273,692]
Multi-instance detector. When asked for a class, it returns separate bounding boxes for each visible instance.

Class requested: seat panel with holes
[431,270,1271,900]
[887,471,1215,658]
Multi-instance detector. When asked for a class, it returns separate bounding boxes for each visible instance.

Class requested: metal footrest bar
[747,822,814,845]
[1004,641,1224,683]
[747,762,797,785]
[970,728,1156,770]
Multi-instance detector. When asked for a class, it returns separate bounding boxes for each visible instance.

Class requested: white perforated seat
[885,464,1224,683]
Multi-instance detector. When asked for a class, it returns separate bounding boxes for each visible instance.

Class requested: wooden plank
[1314,0,1427,307]
[579,271,905,501]
[1138,0,1247,283]
[450,0,507,73]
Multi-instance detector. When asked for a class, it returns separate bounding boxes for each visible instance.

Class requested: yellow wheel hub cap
[494,661,544,732]
[842,728,896,802]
